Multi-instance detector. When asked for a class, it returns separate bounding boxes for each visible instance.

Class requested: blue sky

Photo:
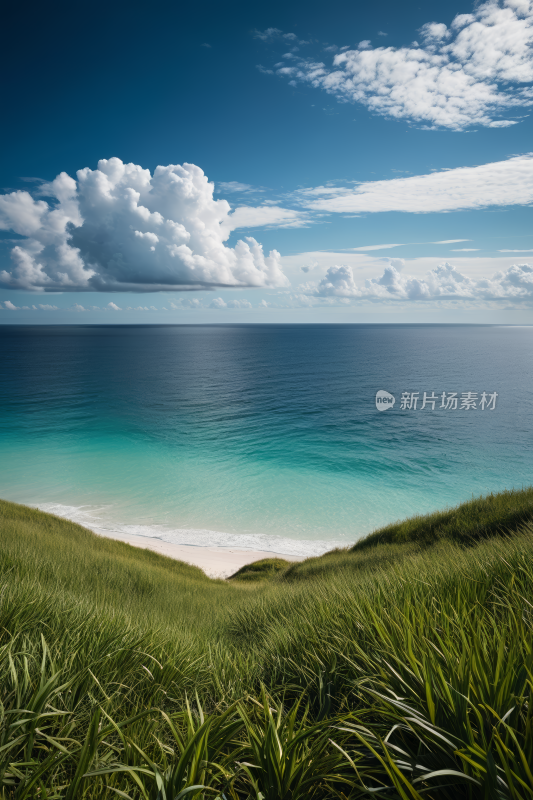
[1,0,533,322]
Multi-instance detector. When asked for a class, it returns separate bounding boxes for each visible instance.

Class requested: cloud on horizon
[310,261,533,302]
[261,0,533,130]
[0,297,270,312]
[0,158,297,293]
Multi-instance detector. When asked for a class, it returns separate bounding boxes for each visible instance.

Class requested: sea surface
[0,324,532,557]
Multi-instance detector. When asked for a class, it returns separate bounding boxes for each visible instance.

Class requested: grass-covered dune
[228,557,292,582]
[1,492,533,798]
[232,487,533,584]
[351,486,533,549]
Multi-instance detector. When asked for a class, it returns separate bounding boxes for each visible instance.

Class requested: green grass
[228,558,291,582]
[2,490,533,798]
[350,485,533,549]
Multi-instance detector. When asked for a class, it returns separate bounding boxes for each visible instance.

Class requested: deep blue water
[0,324,532,556]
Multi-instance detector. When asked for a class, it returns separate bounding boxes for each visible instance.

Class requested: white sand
[92,528,303,578]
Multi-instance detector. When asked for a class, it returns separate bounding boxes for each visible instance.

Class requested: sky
[1,0,533,323]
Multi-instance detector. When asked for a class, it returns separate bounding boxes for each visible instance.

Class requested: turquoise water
[0,324,532,556]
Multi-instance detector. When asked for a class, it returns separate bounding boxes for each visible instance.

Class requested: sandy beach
[91,527,303,578]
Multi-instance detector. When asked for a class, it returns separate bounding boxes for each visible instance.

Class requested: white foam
[36,503,346,559]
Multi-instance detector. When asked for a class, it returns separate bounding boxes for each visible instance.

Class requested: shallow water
[1,324,532,556]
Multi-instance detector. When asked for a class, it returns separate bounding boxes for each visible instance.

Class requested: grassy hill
[1,491,533,797]
[230,486,533,584]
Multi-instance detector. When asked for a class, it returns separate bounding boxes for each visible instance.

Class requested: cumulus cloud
[297,154,533,213]
[170,298,204,309]
[2,300,31,310]
[227,298,252,308]
[0,299,169,312]
[209,297,227,308]
[287,293,315,307]
[381,258,405,271]
[0,159,292,293]
[207,296,253,309]
[311,260,533,302]
[264,0,533,129]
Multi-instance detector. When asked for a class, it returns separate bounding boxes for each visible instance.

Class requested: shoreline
[90,526,303,577]
[27,502,326,577]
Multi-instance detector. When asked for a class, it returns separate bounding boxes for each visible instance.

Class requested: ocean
[0,323,531,557]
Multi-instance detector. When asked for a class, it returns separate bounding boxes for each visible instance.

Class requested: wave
[36,503,346,559]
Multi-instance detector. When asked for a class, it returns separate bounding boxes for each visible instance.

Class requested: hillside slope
[1,493,533,797]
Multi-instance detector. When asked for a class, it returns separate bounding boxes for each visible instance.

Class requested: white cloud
[206,297,255,309]
[349,239,470,250]
[254,28,304,44]
[227,298,252,308]
[266,0,533,129]
[315,266,359,297]
[170,298,204,309]
[209,297,227,308]
[419,22,451,43]
[216,181,262,194]
[381,257,405,271]
[312,260,533,302]
[107,302,121,310]
[0,158,291,293]
[254,27,283,40]
[351,243,403,251]
[288,293,315,307]
[499,248,533,251]
[228,205,307,229]
[38,303,59,310]
[258,299,270,307]
[3,300,31,310]
[298,154,533,213]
